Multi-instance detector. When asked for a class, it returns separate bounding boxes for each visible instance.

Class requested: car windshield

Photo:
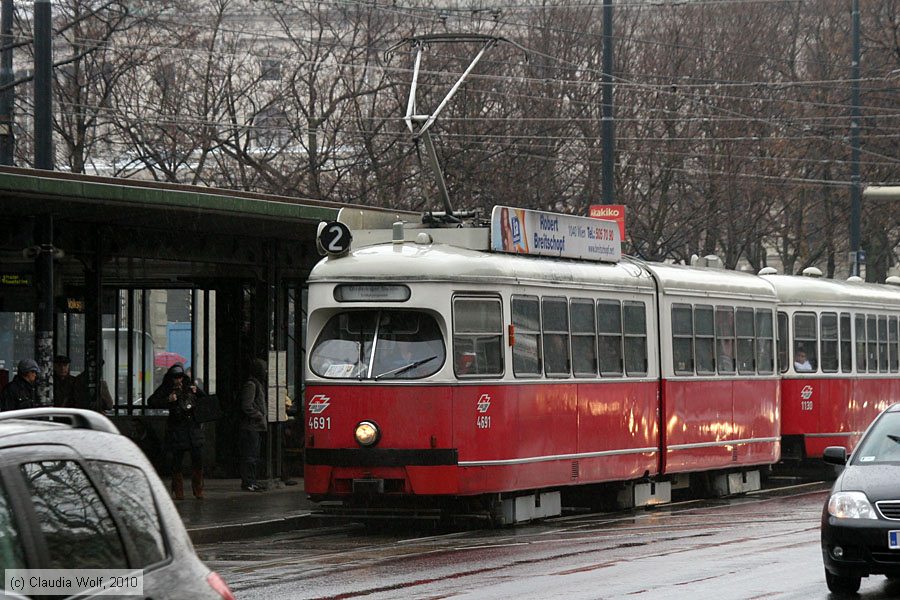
[852,411,900,464]
[309,310,445,380]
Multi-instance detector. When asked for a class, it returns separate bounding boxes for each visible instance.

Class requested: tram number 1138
[476,415,491,429]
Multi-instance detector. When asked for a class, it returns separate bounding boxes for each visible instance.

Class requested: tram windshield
[309,310,445,380]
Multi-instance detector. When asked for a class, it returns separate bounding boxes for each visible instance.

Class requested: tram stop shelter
[0,166,381,480]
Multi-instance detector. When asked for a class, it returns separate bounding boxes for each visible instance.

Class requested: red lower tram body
[780,377,900,459]
[305,379,780,510]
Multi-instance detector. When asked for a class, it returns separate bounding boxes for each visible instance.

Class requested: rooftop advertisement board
[490,206,621,263]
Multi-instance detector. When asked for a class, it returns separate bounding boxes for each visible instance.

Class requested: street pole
[34,0,54,406]
[34,0,52,170]
[849,0,862,277]
[601,0,615,205]
[0,0,14,165]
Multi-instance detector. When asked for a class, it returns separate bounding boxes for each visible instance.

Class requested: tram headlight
[828,491,877,519]
[354,420,380,447]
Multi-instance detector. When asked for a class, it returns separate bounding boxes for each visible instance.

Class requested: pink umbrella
[155,351,187,368]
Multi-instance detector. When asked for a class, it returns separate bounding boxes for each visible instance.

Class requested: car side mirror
[823,446,848,466]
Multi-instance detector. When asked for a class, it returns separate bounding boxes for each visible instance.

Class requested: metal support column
[32,0,54,405]
[32,216,54,406]
[0,0,14,165]
[601,0,615,205]
[83,230,103,411]
[848,0,862,278]
[34,0,52,170]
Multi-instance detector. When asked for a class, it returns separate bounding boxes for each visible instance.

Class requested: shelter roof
[0,167,346,240]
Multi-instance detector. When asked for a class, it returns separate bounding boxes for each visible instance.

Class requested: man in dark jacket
[53,355,77,408]
[0,359,40,412]
[239,359,268,492]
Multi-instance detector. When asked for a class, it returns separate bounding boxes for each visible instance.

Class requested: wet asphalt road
[199,483,900,600]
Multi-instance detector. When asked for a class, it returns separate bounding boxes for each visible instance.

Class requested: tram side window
[820,313,839,373]
[736,308,756,374]
[890,316,899,374]
[453,297,503,378]
[543,297,570,377]
[597,300,623,376]
[624,301,648,376]
[756,309,774,374]
[776,312,788,373]
[694,305,715,375]
[672,304,694,375]
[512,296,542,377]
[856,314,867,372]
[878,316,889,373]
[717,308,737,376]
[570,299,598,377]
[793,312,817,373]
[867,315,878,373]
[840,313,853,373]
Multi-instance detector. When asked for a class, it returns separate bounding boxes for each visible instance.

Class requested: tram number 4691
[476,415,491,429]
[308,416,332,430]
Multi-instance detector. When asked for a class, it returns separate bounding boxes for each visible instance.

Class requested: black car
[0,408,235,600]
[822,403,900,594]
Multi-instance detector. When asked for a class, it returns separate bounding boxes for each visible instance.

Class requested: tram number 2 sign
[317,221,352,256]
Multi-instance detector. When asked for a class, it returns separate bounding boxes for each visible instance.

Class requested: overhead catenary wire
[8,0,899,179]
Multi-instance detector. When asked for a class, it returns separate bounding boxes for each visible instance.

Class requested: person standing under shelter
[149,363,205,500]
[0,359,40,412]
[239,359,268,492]
[53,355,77,408]
[72,360,114,412]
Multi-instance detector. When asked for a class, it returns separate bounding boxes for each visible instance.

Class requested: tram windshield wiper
[887,434,900,445]
[374,355,438,380]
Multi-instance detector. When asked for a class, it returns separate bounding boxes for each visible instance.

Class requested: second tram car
[303,207,793,523]
[763,272,900,459]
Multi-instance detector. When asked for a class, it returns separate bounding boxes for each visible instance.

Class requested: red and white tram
[303,207,784,523]
[762,272,900,459]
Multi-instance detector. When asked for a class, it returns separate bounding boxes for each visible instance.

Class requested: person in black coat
[0,359,40,412]
[148,363,204,499]
[239,359,268,492]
